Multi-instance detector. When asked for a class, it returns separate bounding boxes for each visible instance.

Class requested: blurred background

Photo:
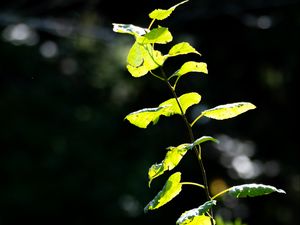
[0,0,299,225]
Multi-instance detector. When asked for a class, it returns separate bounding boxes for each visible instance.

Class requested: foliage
[112,1,286,224]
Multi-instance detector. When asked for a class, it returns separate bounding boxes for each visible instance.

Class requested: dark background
[0,0,299,225]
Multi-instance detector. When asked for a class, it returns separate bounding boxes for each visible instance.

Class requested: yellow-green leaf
[125,92,201,128]
[144,172,182,212]
[159,92,201,116]
[176,61,208,77]
[177,214,212,225]
[126,42,164,77]
[127,42,144,67]
[142,44,165,69]
[165,144,192,170]
[112,23,148,36]
[168,42,201,57]
[148,144,192,186]
[148,163,165,186]
[125,106,167,128]
[126,64,149,77]
[137,27,173,44]
[176,201,216,225]
[149,0,189,20]
[202,102,256,120]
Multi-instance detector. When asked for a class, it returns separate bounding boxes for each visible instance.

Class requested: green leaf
[148,135,218,185]
[142,44,165,68]
[137,27,173,44]
[148,163,165,186]
[144,172,182,212]
[125,106,167,128]
[202,102,256,120]
[193,136,219,147]
[168,42,201,57]
[165,144,192,170]
[127,42,144,67]
[112,23,148,36]
[229,183,286,198]
[159,92,201,116]
[125,92,201,128]
[175,61,208,77]
[149,0,189,20]
[176,200,216,225]
[126,42,165,77]
[148,144,192,186]
[126,64,149,77]
[177,215,212,225]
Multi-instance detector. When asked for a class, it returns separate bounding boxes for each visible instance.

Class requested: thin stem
[191,113,204,127]
[181,182,205,189]
[212,188,231,200]
[160,68,194,141]
[150,71,164,81]
[148,19,156,30]
[173,76,181,90]
[159,66,214,224]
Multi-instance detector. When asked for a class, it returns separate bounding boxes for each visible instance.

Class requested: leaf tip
[277,189,286,194]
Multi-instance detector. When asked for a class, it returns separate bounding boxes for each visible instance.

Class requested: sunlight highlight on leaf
[125,92,201,128]
[149,0,189,20]
[175,61,208,77]
[126,42,165,77]
[177,214,212,225]
[168,42,201,57]
[159,92,201,116]
[145,172,182,212]
[148,144,192,186]
[137,27,173,44]
[176,200,216,225]
[202,102,256,120]
[127,42,144,67]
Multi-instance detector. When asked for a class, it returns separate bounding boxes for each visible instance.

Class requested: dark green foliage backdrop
[0,1,299,225]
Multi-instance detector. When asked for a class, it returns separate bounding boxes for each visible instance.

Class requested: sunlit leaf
[112,23,148,36]
[176,200,216,225]
[142,44,165,69]
[125,92,201,128]
[165,144,192,170]
[177,214,212,225]
[193,136,219,147]
[202,102,256,120]
[149,0,189,20]
[159,92,201,116]
[148,162,165,186]
[168,42,201,57]
[125,106,167,128]
[137,27,173,44]
[149,135,218,186]
[229,183,286,198]
[175,61,208,77]
[148,144,192,186]
[126,64,149,77]
[145,172,182,212]
[127,42,144,67]
[126,42,165,77]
